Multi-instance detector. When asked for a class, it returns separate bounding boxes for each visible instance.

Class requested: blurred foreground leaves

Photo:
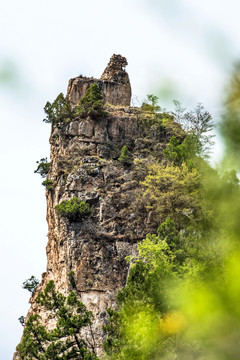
[0,59,19,88]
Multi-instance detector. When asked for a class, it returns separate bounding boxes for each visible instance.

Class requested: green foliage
[172,101,214,156]
[103,308,123,356]
[55,197,92,222]
[141,94,161,113]
[136,109,166,138]
[34,158,50,178]
[118,234,177,309]
[17,280,98,360]
[157,218,179,248]
[43,86,106,126]
[118,146,132,165]
[22,276,39,295]
[104,74,240,359]
[220,62,240,169]
[104,231,202,360]
[18,316,25,327]
[140,161,205,226]
[68,271,77,289]
[137,101,184,144]
[163,134,203,168]
[41,179,54,190]
[43,93,73,126]
[75,84,106,118]
[103,98,220,359]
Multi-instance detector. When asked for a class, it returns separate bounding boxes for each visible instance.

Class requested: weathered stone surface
[67,54,131,107]
[14,63,179,358]
[100,54,128,81]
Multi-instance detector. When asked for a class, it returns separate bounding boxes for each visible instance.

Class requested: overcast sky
[1,0,240,358]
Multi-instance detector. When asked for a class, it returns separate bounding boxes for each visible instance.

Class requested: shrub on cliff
[34,157,50,178]
[22,276,39,295]
[118,145,132,165]
[55,197,92,221]
[141,94,161,113]
[43,93,73,125]
[74,84,106,118]
[17,280,98,360]
[42,179,54,190]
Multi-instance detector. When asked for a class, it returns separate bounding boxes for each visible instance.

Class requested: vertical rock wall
[14,55,178,358]
[37,109,148,355]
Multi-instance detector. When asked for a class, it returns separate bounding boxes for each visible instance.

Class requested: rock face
[14,56,178,358]
[67,54,131,107]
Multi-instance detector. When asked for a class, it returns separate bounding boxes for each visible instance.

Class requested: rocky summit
[67,54,131,108]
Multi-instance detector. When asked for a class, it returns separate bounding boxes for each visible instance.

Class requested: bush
[118,146,132,165]
[41,179,54,190]
[55,197,92,221]
[163,135,202,168]
[75,84,106,118]
[22,276,39,295]
[141,94,161,113]
[34,157,50,178]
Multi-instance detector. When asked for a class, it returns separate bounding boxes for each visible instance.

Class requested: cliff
[15,55,181,358]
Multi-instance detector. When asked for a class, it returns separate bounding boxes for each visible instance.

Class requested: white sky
[1,0,240,358]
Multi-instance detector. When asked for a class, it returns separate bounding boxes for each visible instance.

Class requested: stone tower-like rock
[67,54,131,108]
[14,55,177,358]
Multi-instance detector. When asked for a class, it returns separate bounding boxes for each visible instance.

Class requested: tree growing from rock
[43,93,73,126]
[75,84,106,119]
[34,158,50,178]
[17,280,98,360]
[118,146,132,165]
[22,276,39,295]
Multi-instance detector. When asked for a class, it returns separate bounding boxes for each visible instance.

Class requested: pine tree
[17,280,98,360]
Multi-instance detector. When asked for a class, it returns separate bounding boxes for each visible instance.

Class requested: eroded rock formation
[67,54,131,107]
[14,55,179,358]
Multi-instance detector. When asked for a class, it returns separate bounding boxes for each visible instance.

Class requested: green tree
[34,158,50,178]
[141,94,161,113]
[75,84,106,118]
[140,161,205,227]
[163,134,203,168]
[104,71,240,359]
[172,101,214,157]
[22,276,39,295]
[17,280,98,360]
[41,179,54,190]
[55,197,92,222]
[118,146,132,165]
[104,232,201,360]
[43,93,73,126]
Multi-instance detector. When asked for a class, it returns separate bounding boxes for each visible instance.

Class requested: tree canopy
[17,280,98,360]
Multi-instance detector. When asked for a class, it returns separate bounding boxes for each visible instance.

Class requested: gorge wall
[15,55,180,358]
